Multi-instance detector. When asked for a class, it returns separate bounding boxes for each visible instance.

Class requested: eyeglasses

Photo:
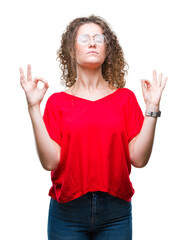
[76,34,106,46]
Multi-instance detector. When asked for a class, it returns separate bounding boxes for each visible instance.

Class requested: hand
[141,70,168,111]
[20,64,49,109]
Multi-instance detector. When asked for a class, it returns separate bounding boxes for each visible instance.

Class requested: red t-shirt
[43,87,144,203]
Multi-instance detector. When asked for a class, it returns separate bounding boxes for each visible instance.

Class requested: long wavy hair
[56,15,129,89]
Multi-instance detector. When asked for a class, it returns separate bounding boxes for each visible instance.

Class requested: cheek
[74,50,86,65]
[101,47,107,60]
[101,45,107,55]
[75,46,85,59]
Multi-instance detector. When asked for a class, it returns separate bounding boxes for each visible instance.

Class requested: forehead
[77,23,103,36]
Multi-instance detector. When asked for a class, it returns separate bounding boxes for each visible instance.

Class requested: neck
[73,65,108,93]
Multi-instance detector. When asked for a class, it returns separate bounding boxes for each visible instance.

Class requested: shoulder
[45,91,63,108]
[120,87,136,98]
[47,91,63,101]
[119,88,141,108]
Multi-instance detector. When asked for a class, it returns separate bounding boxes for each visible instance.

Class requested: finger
[153,69,157,86]
[27,64,32,81]
[44,80,49,89]
[143,79,152,88]
[33,77,49,87]
[19,67,26,84]
[33,77,43,85]
[158,72,163,87]
[41,81,50,93]
[140,79,147,94]
[161,77,168,90]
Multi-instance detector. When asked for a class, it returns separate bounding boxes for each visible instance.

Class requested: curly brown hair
[56,14,129,89]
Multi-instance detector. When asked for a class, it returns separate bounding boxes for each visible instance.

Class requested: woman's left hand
[141,70,168,111]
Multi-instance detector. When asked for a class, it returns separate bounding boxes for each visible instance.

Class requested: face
[73,23,106,69]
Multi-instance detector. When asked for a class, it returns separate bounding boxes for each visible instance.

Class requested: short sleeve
[43,94,62,147]
[126,91,144,143]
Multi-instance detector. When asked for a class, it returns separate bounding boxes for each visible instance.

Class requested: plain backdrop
[0,0,187,239]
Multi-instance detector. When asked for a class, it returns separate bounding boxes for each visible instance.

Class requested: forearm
[130,102,159,167]
[28,105,60,171]
[130,115,157,168]
[130,70,168,167]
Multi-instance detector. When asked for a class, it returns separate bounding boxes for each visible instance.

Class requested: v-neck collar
[61,88,121,103]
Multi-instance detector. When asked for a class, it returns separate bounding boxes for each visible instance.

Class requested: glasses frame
[76,34,106,46]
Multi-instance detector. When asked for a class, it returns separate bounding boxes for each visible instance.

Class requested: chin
[80,60,105,69]
[87,63,102,69]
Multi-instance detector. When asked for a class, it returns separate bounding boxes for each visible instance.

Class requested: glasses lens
[95,34,105,45]
[77,34,106,45]
[77,34,89,45]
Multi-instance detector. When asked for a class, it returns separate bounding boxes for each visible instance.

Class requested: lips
[87,51,98,54]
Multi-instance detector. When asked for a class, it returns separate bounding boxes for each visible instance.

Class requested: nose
[88,36,96,47]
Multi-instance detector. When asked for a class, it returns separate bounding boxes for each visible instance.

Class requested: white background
[0,0,187,239]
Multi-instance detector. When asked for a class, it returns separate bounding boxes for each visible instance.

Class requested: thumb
[140,79,147,95]
[41,80,49,94]
[44,80,49,89]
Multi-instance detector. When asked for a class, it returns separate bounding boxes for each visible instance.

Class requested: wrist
[146,103,160,112]
[145,110,161,118]
[28,104,40,113]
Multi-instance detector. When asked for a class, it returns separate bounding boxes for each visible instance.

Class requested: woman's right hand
[19,64,49,109]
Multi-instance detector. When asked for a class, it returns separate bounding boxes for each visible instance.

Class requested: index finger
[19,67,26,82]
[27,64,32,81]
[153,69,157,85]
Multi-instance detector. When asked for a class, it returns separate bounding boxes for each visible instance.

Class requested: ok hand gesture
[141,70,168,112]
[20,64,49,109]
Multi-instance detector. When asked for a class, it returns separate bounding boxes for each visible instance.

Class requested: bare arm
[20,64,60,171]
[28,104,61,171]
[129,115,157,168]
[129,70,168,168]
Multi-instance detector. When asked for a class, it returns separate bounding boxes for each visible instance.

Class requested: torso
[64,86,118,101]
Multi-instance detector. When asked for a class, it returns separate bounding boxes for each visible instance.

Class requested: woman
[20,15,167,240]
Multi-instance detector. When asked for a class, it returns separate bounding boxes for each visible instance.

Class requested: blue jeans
[47,191,132,240]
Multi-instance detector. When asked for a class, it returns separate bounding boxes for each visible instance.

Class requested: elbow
[131,157,149,168]
[42,165,54,171]
[37,146,61,171]
[130,150,151,168]
[42,164,58,171]
[41,161,59,171]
